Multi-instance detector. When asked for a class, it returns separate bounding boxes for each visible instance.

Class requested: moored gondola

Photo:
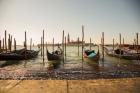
[83,48,100,62]
[104,47,140,60]
[47,48,63,68]
[0,48,40,60]
[47,50,62,61]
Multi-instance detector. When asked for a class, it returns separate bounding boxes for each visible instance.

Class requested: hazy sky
[0,0,140,45]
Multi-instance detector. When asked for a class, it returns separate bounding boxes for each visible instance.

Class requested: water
[0,46,140,79]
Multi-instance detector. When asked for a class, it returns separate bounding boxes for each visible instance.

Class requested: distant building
[67,33,84,45]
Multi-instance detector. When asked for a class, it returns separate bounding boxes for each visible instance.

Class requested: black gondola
[104,47,140,60]
[47,50,62,61]
[0,48,40,60]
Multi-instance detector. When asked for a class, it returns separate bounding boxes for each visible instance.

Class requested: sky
[0,0,140,45]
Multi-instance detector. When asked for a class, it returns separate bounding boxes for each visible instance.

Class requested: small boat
[104,47,140,60]
[47,49,63,68]
[0,48,40,60]
[47,50,62,61]
[83,48,100,62]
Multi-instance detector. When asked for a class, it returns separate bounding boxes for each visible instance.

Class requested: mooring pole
[136,33,138,53]
[119,33,121,48]
[113,38,114,54]
[14,38,16,51]
[5,30,7,52]
[46,42,48,57]
[10,35,12,51]
[123,38,124,48]
[102,32,104,61]
[3,38,4,50]
[25,31,27,59]
[52,38,54,53]
[82,25,84,74]
[41,37,42,56]
[43,30,45,64]
[0,40,1,52]
[62,30,65,67]
[90,38,91,50]
[30,38,32,50]
[78,37,79,56]
[119,33,122,56]
[65,36,67,58]
[8,34,10,51]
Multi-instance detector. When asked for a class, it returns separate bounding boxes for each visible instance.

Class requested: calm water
[0,45,140,79]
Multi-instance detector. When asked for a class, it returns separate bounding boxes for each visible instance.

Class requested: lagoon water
[0,46,140,79]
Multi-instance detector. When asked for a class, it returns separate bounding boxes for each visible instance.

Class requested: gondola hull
[47,51,62,61]
[104,47,140,60]
[0,49,40,60]
[84,50,100,62]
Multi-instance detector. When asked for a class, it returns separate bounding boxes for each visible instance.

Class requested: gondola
[104,47,140,60]
[83,48,100,62]
[47,50,62,61]
[47,49,63,68]
[0,48,40,60]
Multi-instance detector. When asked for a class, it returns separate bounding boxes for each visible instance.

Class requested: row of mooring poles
[0,30,16,53]
[1,30,17,52]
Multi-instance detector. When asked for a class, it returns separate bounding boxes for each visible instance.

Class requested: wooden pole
[25,31,27,59]
[41,37,42,56]
[43,30,45,63]
[65,36,67,58]
[46,42,48,57]
[78,37,79,56]
[134,39,136,50]
[101,37,103,48]
[113,38,114,52]
[5,30,7,52]
[3,38,4,50]
[52,38,54,53]
[136,33,138,53]
[62,30,64,66]
[102,32,104,61]
[8,34,10,51]
[14,38,16,51]
[82,25,84,73]
[90,38,91,50]
[0,40,1,52]
[119,33,121,48]
[10,35,12,51]
[123,38,124,47]
[30,38,32,50]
